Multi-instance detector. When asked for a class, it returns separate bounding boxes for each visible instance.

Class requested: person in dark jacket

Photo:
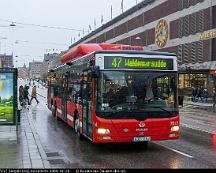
[203,88,208,103]
[192,88,198,102]
[197,88,203,101]
[23,85,30,105]
[19,85,24,106]
[213,88,216,112]
[178,88,184,107]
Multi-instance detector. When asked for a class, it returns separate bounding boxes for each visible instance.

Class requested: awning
[178,61,216,71]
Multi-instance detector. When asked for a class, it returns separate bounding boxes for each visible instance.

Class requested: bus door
[61,75,68,121]
[81,71,93,138]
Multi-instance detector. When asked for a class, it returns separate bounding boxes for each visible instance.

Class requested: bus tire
[74,114,83,139]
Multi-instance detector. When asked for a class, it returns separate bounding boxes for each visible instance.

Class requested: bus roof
[95,50,176,57]
[60,43,144,64]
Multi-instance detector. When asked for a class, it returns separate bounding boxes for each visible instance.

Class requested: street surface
[19,80,216,169]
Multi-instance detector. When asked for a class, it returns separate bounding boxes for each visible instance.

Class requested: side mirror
[89,66,100,78]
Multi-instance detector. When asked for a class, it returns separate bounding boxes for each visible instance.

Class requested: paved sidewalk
[0,108,50,168]
[183,100,215,112]
[180,106,216,134]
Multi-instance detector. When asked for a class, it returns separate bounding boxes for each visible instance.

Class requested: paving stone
[0,107,49,169]
[23,164,32,168]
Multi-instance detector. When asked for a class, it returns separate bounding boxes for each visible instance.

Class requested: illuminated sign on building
[199,31,216,40]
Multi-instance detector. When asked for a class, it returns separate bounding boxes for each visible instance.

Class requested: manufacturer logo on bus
[123,128,129,132]
[138,122,145,127]
[136,128,148,132]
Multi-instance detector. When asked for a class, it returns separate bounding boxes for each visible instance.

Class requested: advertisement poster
[0,72,14,124]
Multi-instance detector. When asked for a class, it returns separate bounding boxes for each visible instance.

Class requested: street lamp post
[10,22,16,27]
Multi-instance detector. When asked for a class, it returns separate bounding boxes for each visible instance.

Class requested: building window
[179,73,208,95]
[213,6,216,28]
[213,38,216,61]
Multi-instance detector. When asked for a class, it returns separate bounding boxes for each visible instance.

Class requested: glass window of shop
[179,73,208,94]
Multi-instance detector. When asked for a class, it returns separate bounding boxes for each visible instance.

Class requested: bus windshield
[96,71,178,119]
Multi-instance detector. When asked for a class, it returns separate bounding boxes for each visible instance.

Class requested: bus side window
[73,84,81,103]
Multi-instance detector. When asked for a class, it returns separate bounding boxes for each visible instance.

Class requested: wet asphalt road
[26,84,216,169]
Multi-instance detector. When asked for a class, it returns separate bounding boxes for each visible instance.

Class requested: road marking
[156,143,194,158]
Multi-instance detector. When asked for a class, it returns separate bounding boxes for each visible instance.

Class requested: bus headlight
[171,126,179,132]
[97,128,110,134]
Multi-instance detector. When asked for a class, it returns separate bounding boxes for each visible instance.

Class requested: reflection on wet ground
[10,82,216,168]
[0,126,22,168]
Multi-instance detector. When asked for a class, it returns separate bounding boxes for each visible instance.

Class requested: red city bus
[47,43,179,145]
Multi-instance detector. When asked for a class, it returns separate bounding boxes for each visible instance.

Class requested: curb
[26,110,51,168]
[181,123,215,135]
[183,103,214,111]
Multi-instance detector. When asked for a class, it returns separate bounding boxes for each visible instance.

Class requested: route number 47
[112,57,122,68]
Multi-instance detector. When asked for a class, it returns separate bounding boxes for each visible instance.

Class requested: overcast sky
[0,0,142,67]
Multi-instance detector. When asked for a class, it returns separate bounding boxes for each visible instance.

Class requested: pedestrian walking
[178,88,184,107]
[213,88,216,112]
[203,88,208,103]
[19,85,24,106]
[24,85,31,105]
[30,86,39,104]
[192,87,197,102]
[197,88,203,101]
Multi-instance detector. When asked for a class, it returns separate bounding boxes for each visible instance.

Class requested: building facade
[18,64,29,79]
[69,0,216,96]
[29,61,43,79]
[0,54,13,68]
[44,52,61,70]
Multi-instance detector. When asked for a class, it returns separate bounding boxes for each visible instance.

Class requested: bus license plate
[132,136,151,142]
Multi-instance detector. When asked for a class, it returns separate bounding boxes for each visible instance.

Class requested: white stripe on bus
[80,122,82,128]
[67,114,74,122]
[57,108,62,114]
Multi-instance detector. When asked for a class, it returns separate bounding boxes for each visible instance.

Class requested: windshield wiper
[149,106,174,115]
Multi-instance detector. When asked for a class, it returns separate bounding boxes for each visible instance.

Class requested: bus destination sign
[104,56,174,70]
